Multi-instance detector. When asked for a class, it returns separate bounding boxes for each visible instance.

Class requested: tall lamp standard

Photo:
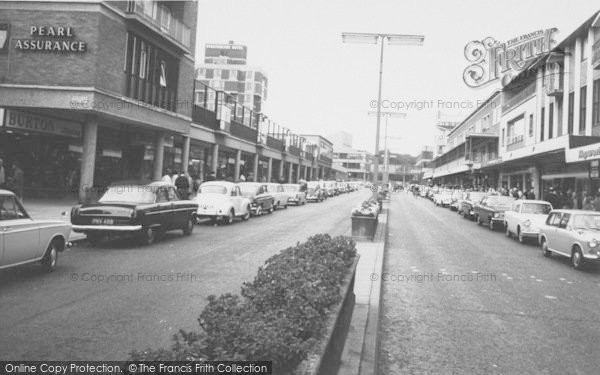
[342,32,424,191]
[368,111,406,184]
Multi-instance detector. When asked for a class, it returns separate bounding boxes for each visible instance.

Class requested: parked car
[266,183,289,209]
[450,191,466,211]
[324,181,337,197]
[336,181,349,194]
[71,181,198,246]
[433,190,453,207]
[0,190,71,272]
[539,210,600,269]
[193,181,251,225]
[306,181,326,202]
[504,200,553,243]
[473,195,516,230]
[282,183,307,205]
[459,191,488,219]
[238,182,274,216]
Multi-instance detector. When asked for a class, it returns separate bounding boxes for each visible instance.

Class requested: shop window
[529,114,534,136]
[159,61,167,87]
[568,92,574,133]
[501,128,505,146]
[580,86,587,132]
[139,41,147,79]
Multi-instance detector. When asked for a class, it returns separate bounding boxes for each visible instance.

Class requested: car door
[555,213,572,253]
[0,195,41,267]
[230,186,242,214]
[544,212,562,251]
[278,185,286,205]
[508,202,521,233]
[167,186,185,228]
[156,187,173,230]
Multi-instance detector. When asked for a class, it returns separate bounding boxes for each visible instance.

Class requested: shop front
[189,140,213,181]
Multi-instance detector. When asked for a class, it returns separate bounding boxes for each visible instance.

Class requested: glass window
[548,212,562,226]
[540,107,545,141]
[593,79,600,127]
[529,114,534,136]
[548,103,554,139]
[157,188,169,203]
[167,187,178,201]
[572,214,600,230]
[199,185,227,194]
[0,196,27,220]
[139,41,147,79]
[159,61,167,87]
[568,92,575,133]
[99,186,156,204]
[521,203,553,214]
[559,214,571,229]
[580,86,587,132]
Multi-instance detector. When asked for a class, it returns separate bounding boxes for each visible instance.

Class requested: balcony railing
[127,0,191,50]
[593,40,600,70]
[506,134,525,151]
[502,82,536,114]
[126,73,177,111]
[544,65,563,97]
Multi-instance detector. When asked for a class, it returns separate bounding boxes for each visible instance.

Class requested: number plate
[91,218,114,225]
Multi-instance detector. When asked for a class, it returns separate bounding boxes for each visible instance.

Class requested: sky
[195,0,599,156]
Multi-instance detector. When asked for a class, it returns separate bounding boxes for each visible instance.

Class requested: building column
[287,162,293,183]
[267,157,273,182]
[211,144,219,175]
[307,166,312,181]
[532,165,541,200]
[507,174,512,189]
[562,45,571,134]
[278,159,284,182]
[79,117,98,203]
[573,37,582,133]
[234,150,242,181]
[303,164,308,180]
[296,163,302,182]
[498,171,504,190]
[153,131,166,181]
[585,28,594,136]
[253,154,259,182]
[182,135,190,174]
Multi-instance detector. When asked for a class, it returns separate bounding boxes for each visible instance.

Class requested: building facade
[195,41,268,114]
[332,146,373,181]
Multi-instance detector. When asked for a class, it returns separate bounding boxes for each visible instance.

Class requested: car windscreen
[521,203,552,215]
[307,188,318,194]
[199,185,227,194]
[283,186,299,192]
[99,186,156,204]
[468,193,486,201]
[239,184,259,195]
[572,214,600,230]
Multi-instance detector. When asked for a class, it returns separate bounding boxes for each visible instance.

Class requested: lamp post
[342,32,424,190]
[368,111,406,184]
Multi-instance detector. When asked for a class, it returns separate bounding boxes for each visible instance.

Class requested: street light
[343,32,424,190]
[368,111,406,184]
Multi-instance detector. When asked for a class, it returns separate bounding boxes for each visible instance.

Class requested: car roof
[0,189,15,196]
[551,209,600,214]
[514,199,551,205]
[201,180,236,188]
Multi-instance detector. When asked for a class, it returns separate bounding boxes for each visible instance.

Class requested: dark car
[306,181,326,202]
[473,195,516,230]
[238,182,275,216]
[71,181,198,246]
[459,191,488,219]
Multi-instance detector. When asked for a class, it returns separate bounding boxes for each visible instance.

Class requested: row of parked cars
[0,181,362,272]
[420,186,600,270]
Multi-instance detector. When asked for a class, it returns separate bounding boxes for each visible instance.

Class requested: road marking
[506,277,513,280]
[567,281,573,284]
[544,295,557,300]
[530,276,536,279]
[501,273,507,276]
[559,278,566,281]
[536,279,543,282]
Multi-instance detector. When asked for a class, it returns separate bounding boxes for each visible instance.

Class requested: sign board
[0,23,9,54]
[3,109,82,138]
[590,160,599,179]
[565,142,600,163]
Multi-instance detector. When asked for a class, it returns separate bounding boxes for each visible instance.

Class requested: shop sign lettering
[4,109,82,138]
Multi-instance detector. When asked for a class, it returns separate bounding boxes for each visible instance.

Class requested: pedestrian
[545,187,559,208]
[525,188,536,200]
[0,158,6,190]
[174,171,190,200]
[583,196,595,211]
[12,162,24,200]
[239,174,246,182]
[161,169,172,184]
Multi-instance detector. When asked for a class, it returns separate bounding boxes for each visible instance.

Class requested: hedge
[129,234,357,373]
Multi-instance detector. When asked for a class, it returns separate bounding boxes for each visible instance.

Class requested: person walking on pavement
[161,169,172,184]
[12,162,24,200]
[174,171,190,200]
[0,158,6,190]
[206,171,217,181]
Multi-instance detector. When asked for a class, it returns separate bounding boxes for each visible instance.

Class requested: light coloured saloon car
[504,200,552,243]
[266,183,289,209]
[193,181,251,224]
[0,190,71,272]
[539,210,600,270]
[282,183,307,205]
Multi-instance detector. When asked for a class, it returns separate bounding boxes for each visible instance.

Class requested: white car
[282,183,307,205]
[504,200,553,243]
[0,190,71,272]
[193,181,251,224]
[433,191,453,207]
[266,183,289,209]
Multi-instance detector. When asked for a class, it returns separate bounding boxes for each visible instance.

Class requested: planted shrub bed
[130,234,358,374]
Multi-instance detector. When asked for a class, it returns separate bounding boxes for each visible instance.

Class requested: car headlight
[523,219,531,227]
[588,239,598,248]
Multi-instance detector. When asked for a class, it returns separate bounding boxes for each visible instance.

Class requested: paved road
[378,194,600,375]
[0,190,369,360]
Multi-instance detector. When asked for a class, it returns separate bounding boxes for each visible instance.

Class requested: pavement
[377,194,600,374]
[23,198,86,242]
[0,190,369,360]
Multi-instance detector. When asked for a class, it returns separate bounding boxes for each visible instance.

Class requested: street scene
[1,0,600,374]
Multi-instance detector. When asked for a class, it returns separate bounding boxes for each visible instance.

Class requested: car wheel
[224,209,234,225]
[242,206,251,221]
[517,227,525,244]
[541,238,551,257]
[284,201,288,209]
[274,202,279,210]
[41,239,59,272]
[182,216,194,235]
[267,202,274,214]
[139,228,155,246]
[255,206,262,216]
[572,246,585,270]
[476,215,482,226]
[505,224,512,238]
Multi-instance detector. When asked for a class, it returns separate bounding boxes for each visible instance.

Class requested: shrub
[129,234,357,373]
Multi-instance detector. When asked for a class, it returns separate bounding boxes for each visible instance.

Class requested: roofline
[447,90,502,137]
